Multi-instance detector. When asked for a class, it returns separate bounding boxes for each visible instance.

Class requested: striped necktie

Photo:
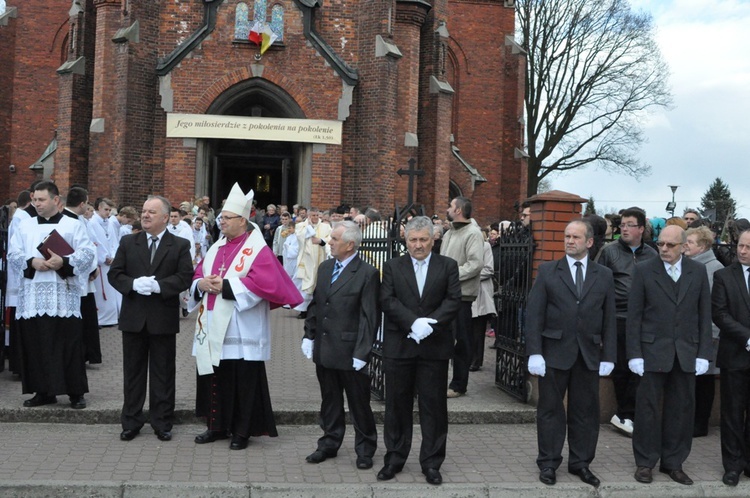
[331,261,343,283]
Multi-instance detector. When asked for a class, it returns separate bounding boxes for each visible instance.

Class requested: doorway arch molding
[196,68,310,118]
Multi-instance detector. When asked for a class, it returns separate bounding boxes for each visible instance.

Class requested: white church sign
[166,113,342,145]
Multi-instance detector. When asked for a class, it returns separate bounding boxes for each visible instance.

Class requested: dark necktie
[574,261,584,299]
[746,267,750,296]
[331,261,343,283]
[150,236,158,263]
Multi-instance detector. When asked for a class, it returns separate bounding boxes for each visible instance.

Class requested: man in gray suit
[627,225,712,485]
[302,221,380,470]
[526,220,617,487]
[713,229,750,486]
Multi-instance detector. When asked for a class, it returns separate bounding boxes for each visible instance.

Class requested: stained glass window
[270,4,284,42]
[234,2,250,40]
[253,0,267,24]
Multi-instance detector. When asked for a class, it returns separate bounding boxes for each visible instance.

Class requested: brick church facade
[0,0,526,224]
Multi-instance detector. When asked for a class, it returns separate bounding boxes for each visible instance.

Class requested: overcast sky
[549,0,750,220]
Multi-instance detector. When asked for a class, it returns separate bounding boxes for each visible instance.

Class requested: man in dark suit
[712,229,750,486]
[378,216,462,485]
[109,195,193,442]
[627,224,712,485]
[526,220,617,487]
[302,221,380,470]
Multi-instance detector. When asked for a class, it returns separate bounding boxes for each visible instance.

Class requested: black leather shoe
[154,430,172,442]
[69,395,86,409]
[356,456,373,469]
[634,466,652,483]
[181,308,189,317]
[422,468,442,485]
[377,464,402,481]
[194,429,229,444]
[230,435,248,450]
[539,467,556,485]
[296,312,307,319]
[23,394,57,407]
[120,428,140,441]
[305,449,336,463]
[723,470,740,486]
[658,467,693,485]
[570,467,600,487]
[469,364,481,372]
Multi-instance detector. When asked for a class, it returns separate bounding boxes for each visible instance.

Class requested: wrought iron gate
[494,222,534,401]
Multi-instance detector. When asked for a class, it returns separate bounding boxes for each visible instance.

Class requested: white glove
[628,358,644,376]
[133,276,152,295]
[148,276,160,294]
[599,361,615,377]
[695,358,709,376]
[305,225,315,238]
[301,338,313,360]
[746,338,750,352]
[352,358,366,371]
[410,317,438,341]
[528,354,546,377]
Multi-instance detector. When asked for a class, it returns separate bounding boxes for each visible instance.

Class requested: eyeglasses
[655,241,681,248]
[220,214,243,221]
[619,223,640,229]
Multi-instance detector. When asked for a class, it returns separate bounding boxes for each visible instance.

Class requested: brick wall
[0,8,17,202]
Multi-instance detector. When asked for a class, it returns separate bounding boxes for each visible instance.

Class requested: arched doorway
[195,79,312,210]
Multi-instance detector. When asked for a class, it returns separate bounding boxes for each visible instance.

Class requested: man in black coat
[109,195,193,442]
[302,221,380,470]
[713,229,750,486]
[627,225,712,485]
[525,220,616,487]
[378,216,462,485]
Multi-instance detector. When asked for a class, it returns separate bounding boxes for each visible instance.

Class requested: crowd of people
[2,184,750,488]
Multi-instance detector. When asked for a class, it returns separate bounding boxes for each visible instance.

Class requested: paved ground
[0,308,746,496]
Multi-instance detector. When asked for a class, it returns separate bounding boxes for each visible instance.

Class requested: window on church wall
[234,2,251,40]
[234,0,284,43]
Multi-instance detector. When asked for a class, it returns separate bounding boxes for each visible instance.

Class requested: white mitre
[222,183,251,219]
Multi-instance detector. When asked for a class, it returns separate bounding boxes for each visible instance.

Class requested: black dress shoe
[154,430,172,441]
[230,435,248,450]
[634,466,652,483]
[69,395,86,409]
[377,464,402,481]
[181,308,189,317]
[194,429,229,444]
[120,428,140,441]
[422,468,442,485]
[658,467,693,485]
[539,467,556,485]
[296,312,307,319]
[23,394,57,407]
[723,470,740,486]
[570,467,600,487]
[356,456,373,469]
[469,365,481,372]
[305,449,336,463]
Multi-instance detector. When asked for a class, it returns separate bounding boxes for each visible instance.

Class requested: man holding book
[7,181,97,409]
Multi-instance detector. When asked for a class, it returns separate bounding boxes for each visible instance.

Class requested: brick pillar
[89,0,123,200]
[394,1,430,206]
[0,7,17,202]
[526,190,587,279]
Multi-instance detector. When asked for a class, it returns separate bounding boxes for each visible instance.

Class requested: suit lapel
[401,255,421,301]
[732,263,750,310]
[675,260,694,306]
[653,261,678,304]
[580,262,598,300]
[150,231,171,271]
[556,259,578,298]
[328,256,360,296]
[136,232,150,269]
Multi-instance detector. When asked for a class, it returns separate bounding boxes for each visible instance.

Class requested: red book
[37,229,74,260]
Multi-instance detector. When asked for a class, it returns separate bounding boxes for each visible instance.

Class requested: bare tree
[518,0,672,196]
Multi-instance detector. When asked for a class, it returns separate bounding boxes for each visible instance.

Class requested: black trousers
[471,314,490,368]
[536,352,600,471]
[633,356,694,469]
[383,357,449,470]
[720,368,750,472]
[449,301,474,393]
[610,318,639,420]
[314,364,376,458]
[121,330,175,433]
